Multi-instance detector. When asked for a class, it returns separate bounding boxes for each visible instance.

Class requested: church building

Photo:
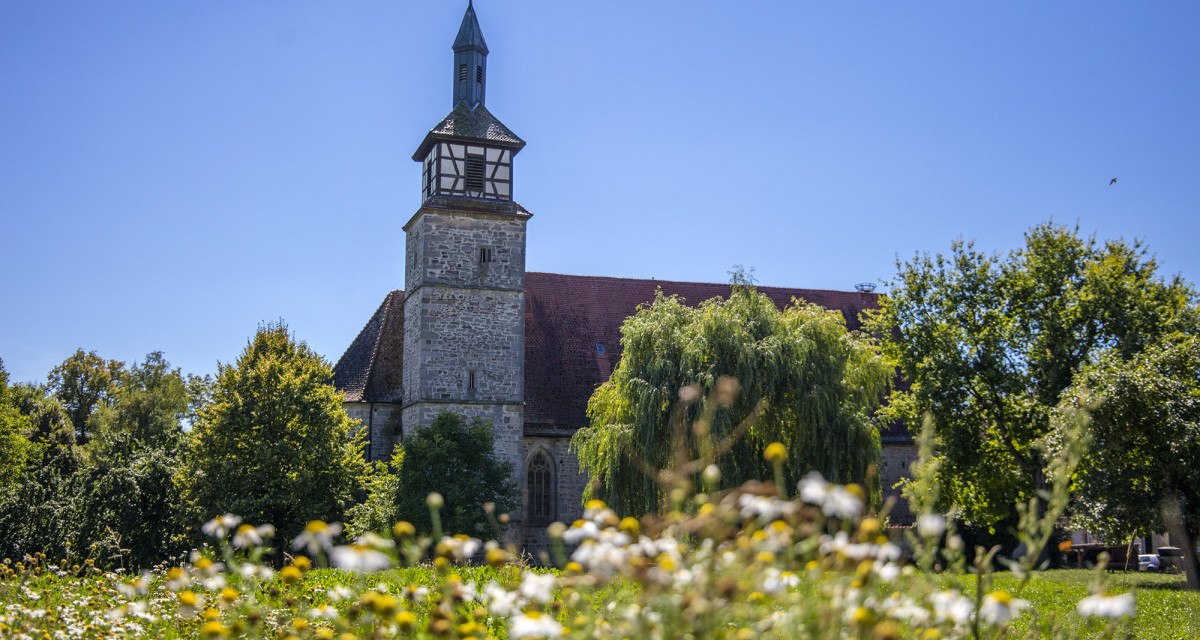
[332,3,916,546]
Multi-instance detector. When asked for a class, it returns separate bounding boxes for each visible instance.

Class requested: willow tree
[571,285,892,516]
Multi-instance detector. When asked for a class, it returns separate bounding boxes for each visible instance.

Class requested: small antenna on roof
[855,282,877,293]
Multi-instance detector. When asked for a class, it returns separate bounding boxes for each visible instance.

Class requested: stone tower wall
[401,205,529,530]
[404,210,526,292]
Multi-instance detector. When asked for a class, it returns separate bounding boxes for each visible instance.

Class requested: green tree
[1052,337,1200,589]
[70,352,191,569]
[47,349,124,444]
[572,284,892,516]
[0,386,81,560]
[0,359,32,491]
[868,222,1197,526]
[345,453,403,539]
[394,412,517,539]
[182,323,367,548]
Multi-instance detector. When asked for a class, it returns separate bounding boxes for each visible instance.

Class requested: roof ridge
[524,271,876,297]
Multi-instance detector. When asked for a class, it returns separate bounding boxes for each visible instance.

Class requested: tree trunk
[1162,496,1199,591]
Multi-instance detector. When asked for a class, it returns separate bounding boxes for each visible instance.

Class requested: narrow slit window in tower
[479,246,493,264]
[467,370,477,392]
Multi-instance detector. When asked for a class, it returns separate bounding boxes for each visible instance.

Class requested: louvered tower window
[464,154,486,191]
[527,452,554,524]
[458,64,468,81]
[476,66,484,83]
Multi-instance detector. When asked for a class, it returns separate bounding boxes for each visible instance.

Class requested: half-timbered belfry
[333,3,917,549]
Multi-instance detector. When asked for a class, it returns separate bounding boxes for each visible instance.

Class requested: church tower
[402,1,528,497]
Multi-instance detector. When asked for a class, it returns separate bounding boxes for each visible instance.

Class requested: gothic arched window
[527,451,554,525]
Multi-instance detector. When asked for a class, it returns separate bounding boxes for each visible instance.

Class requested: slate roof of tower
[332,290,405,403]
[412,102,526,160]
[332,273,906,440]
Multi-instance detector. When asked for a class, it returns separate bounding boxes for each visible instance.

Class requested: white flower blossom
[917,514,946,538]
[519,571,556,604]
[1077,592,1134,618]
[329,544,392,573]
[931,590,974,626]
[232,524,275,549]
[738,494,797,523]
[201,514,242,538]
[483,582,520,616]
[510,611,564,638]
[978,591,1030,626]
[292,521,342,554]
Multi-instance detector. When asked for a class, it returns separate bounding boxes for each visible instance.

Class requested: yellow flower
[194,557,214,572]
[292,556,311,571]
[485,547,508,567]
[850,606,875,627]
[292,618,309,631]
[202,608,220,621]
[178,590,199,608]
[219,588,239,604]
[393,521,416,538]
[618,516,640,536]
[200,620,229,639]
[279,565,302,584]
[764,442,788,463]
[584,499,607,510]
[395,610,417,630]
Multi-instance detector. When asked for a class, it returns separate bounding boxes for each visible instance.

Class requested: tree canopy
[868,222,1197,526]
[70,352,192,568]
[46,349,124,444]
[393,412,517,539]
[1052,336,1200,586]
[182,323,368,547]
[0,359,32,491]
[572,284,892,516]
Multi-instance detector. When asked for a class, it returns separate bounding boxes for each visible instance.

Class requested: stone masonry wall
[881,443,917,525]
[519,436,588,554]
[405,210,526,293]
[402,287,524,405]
[344,403,404,463]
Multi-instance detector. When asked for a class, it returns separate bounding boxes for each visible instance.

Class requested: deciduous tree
[1052,337,1200,589]
[70,352,191,569]
[868,222,1197,526]
[47,349,123,444]
[393,412,517,539]
[182,323,367,548]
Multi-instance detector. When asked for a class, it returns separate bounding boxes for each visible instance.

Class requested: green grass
[955,570,1200,639]
[3,563,1196,638]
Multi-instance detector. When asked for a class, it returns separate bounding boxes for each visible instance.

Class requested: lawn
[959,570,1199,640]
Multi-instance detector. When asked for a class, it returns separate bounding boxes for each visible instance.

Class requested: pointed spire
[451,1,488,108]
[453,1,488,55]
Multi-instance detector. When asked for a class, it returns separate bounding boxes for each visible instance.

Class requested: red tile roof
[332,290,405,403]
[333,273,893,437]
[522,272,880,432]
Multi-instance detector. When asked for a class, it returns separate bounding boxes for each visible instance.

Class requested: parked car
[1138,554,1162,572]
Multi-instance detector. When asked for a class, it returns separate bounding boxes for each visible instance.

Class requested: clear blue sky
[3,1,1198,383]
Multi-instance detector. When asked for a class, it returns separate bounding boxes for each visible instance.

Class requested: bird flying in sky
[1109,178,1118,186]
